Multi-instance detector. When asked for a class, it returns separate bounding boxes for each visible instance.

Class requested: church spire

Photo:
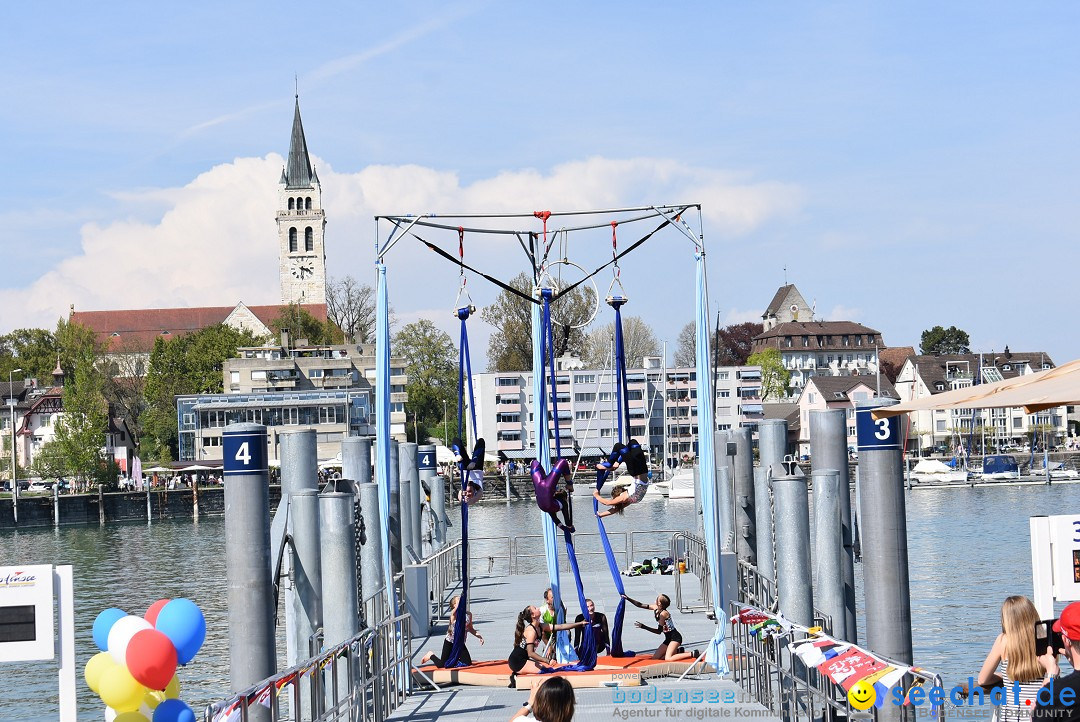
[283,95,315,189]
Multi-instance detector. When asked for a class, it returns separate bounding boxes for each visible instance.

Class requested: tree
[268,303,335,346]
[674,322,696,367]
[714,322,764,366]
[747,347,791,401]
[100,340,149,445]
[920,326,971,356]
[326,275,376,344]
[0,328,58,382]
[582,316,660,368]
[48,354,110,486]
[141,324,263,460]
[481,272,594,371]
[394,320,458,442]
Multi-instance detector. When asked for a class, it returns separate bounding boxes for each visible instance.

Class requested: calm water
[1,483,1078,719]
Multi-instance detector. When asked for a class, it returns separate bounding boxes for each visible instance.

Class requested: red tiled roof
[71,303,328,353]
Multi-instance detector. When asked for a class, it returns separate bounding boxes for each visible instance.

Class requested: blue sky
[4,2,1080,365]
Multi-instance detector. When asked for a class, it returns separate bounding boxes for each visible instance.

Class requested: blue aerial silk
[444,306,477,668]
[375,263,400,623]
[695,250,729,674]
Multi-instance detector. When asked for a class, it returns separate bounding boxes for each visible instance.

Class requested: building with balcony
[751,320,886,396]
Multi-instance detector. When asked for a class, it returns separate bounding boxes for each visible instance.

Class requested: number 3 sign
[855,407,901,451]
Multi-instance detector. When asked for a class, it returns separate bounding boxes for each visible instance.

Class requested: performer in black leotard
[420,596,483,667]
[623,593,698,661]
[507,605,587,688]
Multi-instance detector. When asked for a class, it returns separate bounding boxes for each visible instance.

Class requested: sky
[3,1,1080,368]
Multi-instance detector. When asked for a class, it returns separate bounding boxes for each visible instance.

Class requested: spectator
[509,675,575,721]
[1034,601,1080,721]
[978,596,1044,720]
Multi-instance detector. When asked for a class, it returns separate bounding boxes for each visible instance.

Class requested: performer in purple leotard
[530,458,575,533]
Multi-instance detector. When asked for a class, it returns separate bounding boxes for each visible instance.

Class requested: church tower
[278,96,327,306]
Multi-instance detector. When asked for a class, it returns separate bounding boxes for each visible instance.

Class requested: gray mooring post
[855,398,913,685]
[388,440,402,575]
[222,423,276,704]
[772,473,813,627]
[809,409,856,642]
[53,483,60,528]
[281,429,318,495]
[732,427,755,565]
[356,481,384,623]
[291,490,323,652]
[430,472,447,552]
[753,467,774,581]
[145,482,151,523]
[812,469,844,639]
[320,479,359,647]
[758,419,788,477]
[399,442,417,565]
[417,444,437,557]
[341,436,372,485]
[279,429,319,668]
[404,442,424,561]
[714,431,734,552]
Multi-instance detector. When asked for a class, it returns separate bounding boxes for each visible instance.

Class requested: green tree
[269,303,335,346]
[394,320,458,442]
[920,326,971,355]
[747,347,791,401]
[481,272,594,371]
[582,316,660,368]
[141,324,262,460]
[0,327,58,382]
[46,354,110,486]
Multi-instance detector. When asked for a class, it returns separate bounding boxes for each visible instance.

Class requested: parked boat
[1040,461,1079,480]
[910,459,969,484]
[652,468,695,499]
[979,454,1021,480]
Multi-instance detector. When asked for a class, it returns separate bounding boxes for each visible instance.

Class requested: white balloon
[105,707,117,722]
[106,615,152,666]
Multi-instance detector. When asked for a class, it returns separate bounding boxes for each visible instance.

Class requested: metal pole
[714,431,734,552]
[732,427,755,565]
[772,474,813,627]
[809,409,856,642]
[430,471,446,552]
[417,444,437,557]
[855,398,914,683]
[280,429,318,495]
[356,481,384,623]
[279,429,319,669]
[290,489,322,718]
[9,367,19,525]
[320,480,359,646]
[758,419,787,477]
[753,467,774,581]
[399,442,416,565]
[812,469,844,638]
[405,442,423,561]
[388,440,402,575]
[341,436,372,487]
[222,423,276,705]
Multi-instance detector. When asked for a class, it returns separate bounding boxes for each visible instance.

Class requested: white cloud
[827,305,862,322]
[0,155,802,340]
[722,308,763,325]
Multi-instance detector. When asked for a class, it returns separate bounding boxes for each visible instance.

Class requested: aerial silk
[443,305,478,668]
[695,250,729,674]
[539,288,595,671]
[375,263,400,623]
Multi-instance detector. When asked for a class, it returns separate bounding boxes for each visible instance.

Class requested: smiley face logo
[848,680,876,710]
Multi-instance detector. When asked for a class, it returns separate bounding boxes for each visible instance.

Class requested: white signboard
[1031,515,1080,618]
[0,564,55,662]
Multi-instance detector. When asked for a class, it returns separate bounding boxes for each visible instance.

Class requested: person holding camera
[1034,602,1080,721]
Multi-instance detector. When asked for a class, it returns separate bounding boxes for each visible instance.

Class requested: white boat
[652,468,695,499]
[1041,461,1079,480]
[910,459,969,484]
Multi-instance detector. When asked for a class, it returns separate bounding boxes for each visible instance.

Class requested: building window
[574,374,596,384]
[496,377,519,387]
[319,406,342,424]
[305,227,313,252]
[230,371,240,386]
[718,372,729,380]
[289,227,298,252]
[575,392,596,403]
[309,369,324,378]
[802,335,809,347]
[719,390,730,398]
[305,197,312,210]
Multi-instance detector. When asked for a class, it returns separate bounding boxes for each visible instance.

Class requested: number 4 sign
[223,426,269,476]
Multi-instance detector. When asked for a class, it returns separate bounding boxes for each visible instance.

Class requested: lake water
[1,482,1077,720]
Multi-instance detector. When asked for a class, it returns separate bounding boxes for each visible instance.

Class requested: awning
[499,449,537,460]
[873,358,1080,418]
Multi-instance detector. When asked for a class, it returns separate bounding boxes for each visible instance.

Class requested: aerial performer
[622,593,698,662]
[530,458,575,533]
[593,439,650,518]
[452,436,486,504]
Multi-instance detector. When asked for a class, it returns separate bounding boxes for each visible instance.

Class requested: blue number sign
[855,408,901,451]
[418,451,435,471]
[223,428,268,476]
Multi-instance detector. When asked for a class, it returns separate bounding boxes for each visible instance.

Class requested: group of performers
[424,437,697,684]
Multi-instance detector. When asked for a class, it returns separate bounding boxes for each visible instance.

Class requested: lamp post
[443,400,448,447]
[9,368,21,521]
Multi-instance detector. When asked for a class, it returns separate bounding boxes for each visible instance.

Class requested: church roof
[283,97,315,189]
[764,284,799,317]
[71,303,327,353]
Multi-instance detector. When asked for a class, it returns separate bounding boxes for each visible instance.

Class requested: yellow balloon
[99,665,146,713]
[164,674,180,699]
[142,690,164,710]
[84,651,115,694]
[114,713,149,722]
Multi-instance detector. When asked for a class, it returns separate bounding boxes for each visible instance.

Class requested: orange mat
[417,655,712,689]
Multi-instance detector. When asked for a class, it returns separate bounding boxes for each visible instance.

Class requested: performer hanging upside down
[452,437,486,504]
[593,440,649,517]
[530,458,575,533]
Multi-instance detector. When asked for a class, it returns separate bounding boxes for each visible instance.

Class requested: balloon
[153,699,195,722]
[154,599,205,665]
[105,707,117,722]
[163,675,180,699]
[114,713,149,722]
[99,664,146,713]
[84,651,116,693]
[93,608,128,652]
[142,690,165,710]
[108,615,153,666]
[126,629,178,690]
[144,599,171,626]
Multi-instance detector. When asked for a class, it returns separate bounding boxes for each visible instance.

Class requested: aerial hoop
[536,259,600,329]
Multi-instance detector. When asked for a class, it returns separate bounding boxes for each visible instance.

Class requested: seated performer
[451,437,486,504]
[623,593,697,662]
[530,458,575,533]
[593,440,649,517]
[507,605,587,687]
[420,595,483,667]
[573,598,611,656]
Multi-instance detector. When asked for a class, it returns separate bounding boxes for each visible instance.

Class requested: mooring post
[430,469,446,552]
[809,409,857,642]
[714,431,734,552]
[812,469,844,638]
[758,419,787,477]
[732,427,755,565]
[417,444,437,557]
[855,397,913,722]
[98,484,105,526]
[319,478,359,711]
[341,436,372,485]
[356,480,384,623]
[192,478,199,521]
[753,467,774,581]
[772,473,813,628]
[398,442,416,566]
[279,429,320,669]
[53,483,59,528]
[388,440,402,575]
[222,423,276,709]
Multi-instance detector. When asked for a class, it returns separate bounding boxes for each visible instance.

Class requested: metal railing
[203,609,413,722]
[672,531,711,613]
[462,529,687,576]
[421,540,462,621]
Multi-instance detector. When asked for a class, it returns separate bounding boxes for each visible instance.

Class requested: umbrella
[318,459,343,469]
[435,445,455,464]
[144,466,172,473]
[183,464,217,471]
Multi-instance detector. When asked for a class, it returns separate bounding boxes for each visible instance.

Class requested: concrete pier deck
[390,571,781,721]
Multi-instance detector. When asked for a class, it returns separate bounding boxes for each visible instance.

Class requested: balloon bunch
[85,599,206,722]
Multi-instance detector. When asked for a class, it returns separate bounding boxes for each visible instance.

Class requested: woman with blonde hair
[978,595,1044,720]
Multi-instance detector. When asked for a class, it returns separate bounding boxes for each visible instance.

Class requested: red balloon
[144,598,170,626]
[125,629,178,691]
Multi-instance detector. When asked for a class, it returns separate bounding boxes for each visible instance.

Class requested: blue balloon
[153,699,195,722]
[92,608,127,652]
[154,598,205,665]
